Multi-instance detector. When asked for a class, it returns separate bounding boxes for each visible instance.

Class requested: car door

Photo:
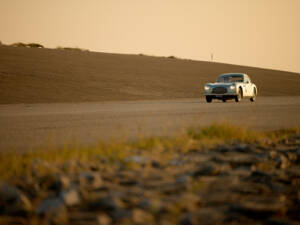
[244,76,252,97]
[246,77,254,96]
[242,77,249,97]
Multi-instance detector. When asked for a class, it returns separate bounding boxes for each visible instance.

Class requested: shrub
[27,43,44,48]
[168,55,176,59]
[11,42,27,47]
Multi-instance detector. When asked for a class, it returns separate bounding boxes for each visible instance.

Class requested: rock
[0,182,32,216]
[232,143,254,153]
[39,174,70,192]
[215,145,229,153]
[192,163,218,177]
[60,188,80,206]
[230,197,286,219]
[151,160,161,168]
[270,151,279,159]
[59,175,71,190]
[168,159,185,166]
[36,197,68,224]
[179,208,225,225]
[89,195,124,211]
[179,213,193,225]
[176,175,191,185]
[79,171,103,190]
[97,213,112,225]
[249,170,272,184]
[279,155,290,169]
[132,208,154,224]
[223,153,259,168]
[110,208,132,222]
[138,198,162,212]
[265,218,292,225]
[126,155,148,166]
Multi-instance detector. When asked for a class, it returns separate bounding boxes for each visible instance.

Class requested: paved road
[1,97,300,152]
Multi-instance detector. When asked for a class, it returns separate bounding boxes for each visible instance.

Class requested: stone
[0,182,32,216]
[168,159,185,166]
[36,197,68,225]
[279,155,290,169]
[151,160,161,168]
[97,213,112,225]
[132,208,154,224]
[192,163,218,177]
[60,188,80,206]
[265,218,292,225]
[179,208,225,225]
[176,175,191,185]
[126,155,148,165]
[89,195,124,211]
[179,213,193,225]
[79,171,103,190]
[138,198,162,212]
[232,143,253,153]
[39,174,70,192]
[110,208,132,222]
[223,153,259,168]
[230,197,285,219]
[249,170,272,184]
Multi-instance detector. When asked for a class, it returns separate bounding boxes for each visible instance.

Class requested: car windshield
[217,74,244,83]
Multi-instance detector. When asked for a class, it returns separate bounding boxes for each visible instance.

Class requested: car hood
[205,82,235,86]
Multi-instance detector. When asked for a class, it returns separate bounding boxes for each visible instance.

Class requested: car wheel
[235,88,243,102]
[206,96,212,103]
[250,88,257,102]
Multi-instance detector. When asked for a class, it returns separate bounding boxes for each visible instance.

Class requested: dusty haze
[1,0,300,73]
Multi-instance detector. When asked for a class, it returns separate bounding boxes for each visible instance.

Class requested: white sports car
[204,73,257,103]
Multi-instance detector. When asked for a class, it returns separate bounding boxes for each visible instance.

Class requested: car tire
[206,96,212,103]
[235,88,243,102]
[222,98,226,102]
[250,88,257,102]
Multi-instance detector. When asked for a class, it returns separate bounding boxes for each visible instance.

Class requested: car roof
[219,73,246,77]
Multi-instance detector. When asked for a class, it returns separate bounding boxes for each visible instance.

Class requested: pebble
[60,188,80,206]
[79,171,103,190]
[36,197,68,224]
[0,182,32,215]
[97,213,112,225]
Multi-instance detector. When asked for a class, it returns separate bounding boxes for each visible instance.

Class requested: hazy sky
[1,0,300,73]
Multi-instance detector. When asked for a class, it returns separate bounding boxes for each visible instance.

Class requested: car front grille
[212,87,227,94]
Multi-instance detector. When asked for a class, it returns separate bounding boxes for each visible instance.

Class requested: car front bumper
[204,89,237,96]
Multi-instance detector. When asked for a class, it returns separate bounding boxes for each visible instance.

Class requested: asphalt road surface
[1,96,300,152]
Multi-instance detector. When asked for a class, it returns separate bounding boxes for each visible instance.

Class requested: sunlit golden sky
[1,0,299,73]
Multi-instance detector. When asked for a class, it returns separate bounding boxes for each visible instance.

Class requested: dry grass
[0,124,299,180]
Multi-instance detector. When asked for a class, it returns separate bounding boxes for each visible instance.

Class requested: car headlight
[229,85,235,90]
[204,86,210,91]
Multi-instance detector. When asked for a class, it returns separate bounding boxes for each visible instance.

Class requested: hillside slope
[0,45,299,104]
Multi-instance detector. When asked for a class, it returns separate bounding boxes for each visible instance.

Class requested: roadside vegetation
[1,123,299,180]
[10,42,44,48]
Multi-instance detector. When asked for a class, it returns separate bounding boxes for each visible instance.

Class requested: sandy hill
[0,45,299,104]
